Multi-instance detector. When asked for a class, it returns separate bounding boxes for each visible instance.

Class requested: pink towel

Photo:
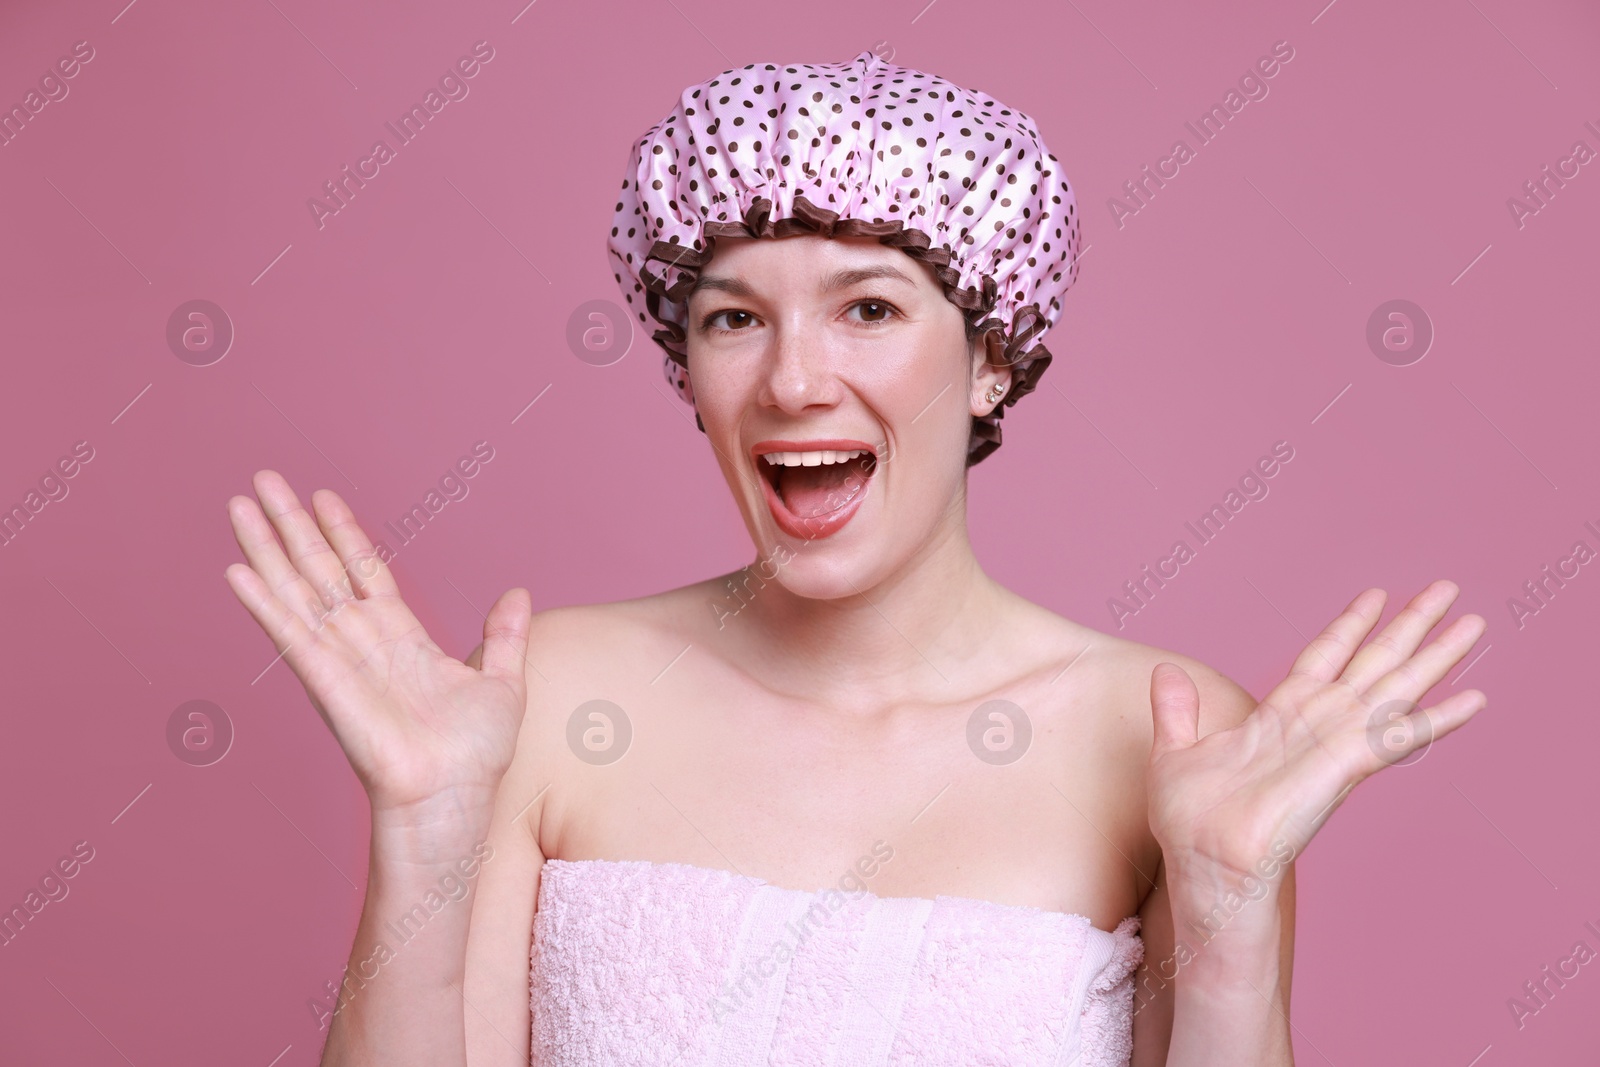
[529,858,1142,1066]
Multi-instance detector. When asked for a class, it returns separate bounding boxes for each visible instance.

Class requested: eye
[698,299,900,333]
[847,298,900,326]
[701,308,759,334]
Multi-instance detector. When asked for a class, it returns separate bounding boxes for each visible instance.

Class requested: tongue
[777,461,867,518]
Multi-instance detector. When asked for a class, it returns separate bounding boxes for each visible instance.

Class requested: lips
[751,438,878,540]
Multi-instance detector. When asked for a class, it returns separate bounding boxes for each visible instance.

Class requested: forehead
[688,234,936,298]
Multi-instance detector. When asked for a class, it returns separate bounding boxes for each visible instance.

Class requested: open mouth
[753,441,879,540]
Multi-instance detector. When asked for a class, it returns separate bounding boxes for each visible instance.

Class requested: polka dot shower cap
[607,49,1082,465]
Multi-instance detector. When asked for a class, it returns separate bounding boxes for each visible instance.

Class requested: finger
[224,561,316,669]
[253,470,356,611]
[479,587,534,683]
[1365,612,1488,707]
[1366,687,1487,769]
[1341,580,1460,691]
[228,488,327,628]
[1286,587,1387,682]
[310,489,400,599]
[1149,662,1200,756]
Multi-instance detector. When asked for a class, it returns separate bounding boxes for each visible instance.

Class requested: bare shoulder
[463,577,724,677]
[1008,594,1259,738]
[468,582,731,750]
[1103,634,1255,735]
[464,581,728,851]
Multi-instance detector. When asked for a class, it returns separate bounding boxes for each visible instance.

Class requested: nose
[756,316,844,415]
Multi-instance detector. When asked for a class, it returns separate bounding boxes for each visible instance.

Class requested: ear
[969,328,1013,417]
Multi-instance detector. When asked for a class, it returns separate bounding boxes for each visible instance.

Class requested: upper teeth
[761,449,868,467]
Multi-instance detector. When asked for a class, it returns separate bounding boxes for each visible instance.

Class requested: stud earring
[984,382,1008,404]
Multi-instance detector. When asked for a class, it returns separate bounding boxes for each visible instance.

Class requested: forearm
[1160,869,1294,1065]
[318,789,497,1067]
[1163,933,1293,1063]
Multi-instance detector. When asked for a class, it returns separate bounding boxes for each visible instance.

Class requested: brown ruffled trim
[638,193,1057,468]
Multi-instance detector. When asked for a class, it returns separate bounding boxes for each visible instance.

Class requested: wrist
[370,784,499,868]
[1167,878,1282,935]
[1162,839,1296,929]
[1160,857,1291,987]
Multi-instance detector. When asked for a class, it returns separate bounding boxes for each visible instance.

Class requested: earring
[984,382,1008,404]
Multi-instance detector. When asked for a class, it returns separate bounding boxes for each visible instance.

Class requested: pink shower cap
[607,49,1082,465]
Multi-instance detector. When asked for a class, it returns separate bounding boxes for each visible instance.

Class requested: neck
[728,494,1009,708]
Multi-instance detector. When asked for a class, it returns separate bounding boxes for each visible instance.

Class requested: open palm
[224,470,532,814]
[1146,581,1488,885]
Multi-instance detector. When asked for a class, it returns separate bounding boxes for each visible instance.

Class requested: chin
[750,538,890,602]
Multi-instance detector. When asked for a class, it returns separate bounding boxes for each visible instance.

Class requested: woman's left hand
[1145,580,1488,906]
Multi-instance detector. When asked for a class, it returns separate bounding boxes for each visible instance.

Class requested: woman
[223,51,1488,1065]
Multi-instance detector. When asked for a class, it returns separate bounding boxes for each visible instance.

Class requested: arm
[461,640,551,1066]
[319,788,502,1065]
[1130,674,1297,1065]
[1135,834,1298,1064]
[223,472,534,1067]
[1135,581,1484,1064]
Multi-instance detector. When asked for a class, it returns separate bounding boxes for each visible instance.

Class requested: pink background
[2,0,1597,1061]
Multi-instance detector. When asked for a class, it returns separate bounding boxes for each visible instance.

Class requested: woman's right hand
[223,470,533,823]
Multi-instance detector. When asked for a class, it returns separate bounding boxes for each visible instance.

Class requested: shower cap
[607,49,1082,465]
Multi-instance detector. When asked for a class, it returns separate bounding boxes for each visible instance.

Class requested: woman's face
[683,233,1009,599]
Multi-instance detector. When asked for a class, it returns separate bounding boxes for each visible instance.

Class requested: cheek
[684,349,754,424]
[852,317,963,396]
[862,371,976,515]
[867,341,975,446]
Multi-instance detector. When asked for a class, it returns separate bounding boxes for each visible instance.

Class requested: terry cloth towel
[529,858,1142,1066]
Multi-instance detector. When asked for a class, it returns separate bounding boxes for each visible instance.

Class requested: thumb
[1150,661,1200,756]
[479,587,534,682]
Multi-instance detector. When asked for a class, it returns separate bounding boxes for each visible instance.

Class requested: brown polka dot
[606,49,1081,465]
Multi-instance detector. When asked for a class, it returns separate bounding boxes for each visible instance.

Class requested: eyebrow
[688,263,918,299]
